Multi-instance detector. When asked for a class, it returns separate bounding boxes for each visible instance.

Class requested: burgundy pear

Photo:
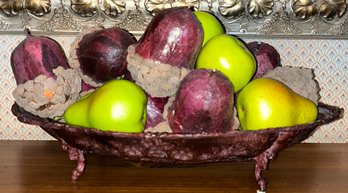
[135,7,203,69]
[11,33,70,85]
[167,69,235,134]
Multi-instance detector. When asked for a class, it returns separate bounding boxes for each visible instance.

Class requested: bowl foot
[61,141,86,181]
[254,152,270,192]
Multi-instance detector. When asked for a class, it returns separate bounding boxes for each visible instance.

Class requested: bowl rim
[11,102,343,139]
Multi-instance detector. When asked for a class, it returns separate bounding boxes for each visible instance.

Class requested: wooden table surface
[0,141,347,193]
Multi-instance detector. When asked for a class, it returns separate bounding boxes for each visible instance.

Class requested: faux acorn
[127,7,204,97]
[11,29,81,118]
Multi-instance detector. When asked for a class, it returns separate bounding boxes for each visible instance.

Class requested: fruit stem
[23,27,31,36]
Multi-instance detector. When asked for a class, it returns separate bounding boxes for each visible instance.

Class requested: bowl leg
[254,153,270,192]
[61,142,86,181]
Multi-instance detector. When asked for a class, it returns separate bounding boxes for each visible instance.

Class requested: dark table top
[0,141,347,193]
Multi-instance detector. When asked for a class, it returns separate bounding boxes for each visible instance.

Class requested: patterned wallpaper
[0,34,347,142]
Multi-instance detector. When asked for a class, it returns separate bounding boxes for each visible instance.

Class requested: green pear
[196,34,256,92]
[236,78,318,131]
[64,79,147,133]
[194,11,225,46]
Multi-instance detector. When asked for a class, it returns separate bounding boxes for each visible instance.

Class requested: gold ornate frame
[0,0,347,36]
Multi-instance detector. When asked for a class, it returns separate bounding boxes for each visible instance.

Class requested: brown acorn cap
[13,67,81,119]
[126,45,190,98]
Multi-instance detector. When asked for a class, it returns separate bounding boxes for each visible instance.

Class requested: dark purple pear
[167,69,235,134]
[71,27,136,86]
[247,41,281,79]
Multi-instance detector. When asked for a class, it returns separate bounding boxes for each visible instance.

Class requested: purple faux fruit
[247,41,281,78]
[11,30,81,118]
[70,27,136,87]
[145,95,169,129]
[81,80,95,92]
[127,7,204,97]
[135,7,203,69]
[11,31,70,85]
[167,69,235,134]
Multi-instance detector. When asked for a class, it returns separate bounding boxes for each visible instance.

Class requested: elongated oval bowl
[11,102,343,164]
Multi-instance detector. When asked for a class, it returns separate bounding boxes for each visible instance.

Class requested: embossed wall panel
[0,0,347,36]
[0,34,347,142]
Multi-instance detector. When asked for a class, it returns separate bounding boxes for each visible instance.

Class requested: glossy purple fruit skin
[145,95,169,129]
[247,41,281,78]
[81,80,95,92]
[168,69,234,134]
[76,27,136,83]
[11,35,70,84]
[135,7,203,69]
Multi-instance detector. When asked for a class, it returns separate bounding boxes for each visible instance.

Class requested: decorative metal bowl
[11,102,343,192]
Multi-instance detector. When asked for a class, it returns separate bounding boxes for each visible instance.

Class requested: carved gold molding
[0,0,347,36]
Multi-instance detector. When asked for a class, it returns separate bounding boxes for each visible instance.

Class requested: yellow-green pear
[236,77,318,131]
[64,79,147,133]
